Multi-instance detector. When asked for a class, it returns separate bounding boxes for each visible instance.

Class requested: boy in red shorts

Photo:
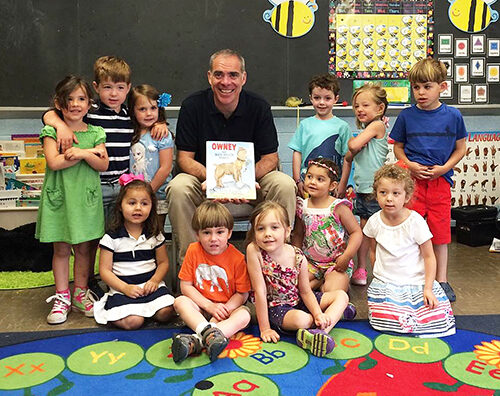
[390,59,467,302]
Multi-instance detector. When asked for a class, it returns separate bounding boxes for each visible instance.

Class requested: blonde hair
[352,83,388,128]
[408,58,447,84]
[93,56,131,84]
[245,201,289,246]
[191,200,234,232]
[373,164,415,198]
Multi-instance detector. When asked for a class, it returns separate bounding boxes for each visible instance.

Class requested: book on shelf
[206,141,256,200]
[11,135,42,158]
[0,164,4,190]
[0,140,24,156]
[0,154,20,174]
[19,157,46,174]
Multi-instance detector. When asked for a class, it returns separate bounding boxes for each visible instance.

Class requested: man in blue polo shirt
[167,49,296,263]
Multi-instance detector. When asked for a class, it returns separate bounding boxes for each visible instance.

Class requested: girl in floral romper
[246,201,349,357]
[292,158,363,317]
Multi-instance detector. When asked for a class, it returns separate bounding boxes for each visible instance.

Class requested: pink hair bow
[118,173,145,186]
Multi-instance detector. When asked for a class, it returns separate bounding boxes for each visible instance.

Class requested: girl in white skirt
[94,175,175,329]
[364,164,455,337]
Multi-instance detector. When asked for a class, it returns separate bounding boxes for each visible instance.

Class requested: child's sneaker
[343,302,357,320]
[296,328,335,357]
[72,287,97,317]
[172,334,203,363]
[201,326,229,362]
[88,277,106,299]
[351,268,367,286]
[46,291,71,325]
[439,282,456,302]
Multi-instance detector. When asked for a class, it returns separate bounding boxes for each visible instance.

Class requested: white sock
[195,321,214,337]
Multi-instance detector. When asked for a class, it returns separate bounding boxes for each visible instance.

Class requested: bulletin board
[329,0,500,105]
[329,0,434,79]
[434,0,500,104]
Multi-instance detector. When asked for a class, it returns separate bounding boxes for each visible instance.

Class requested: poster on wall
[436,0,499,104]
[353,80,410,103]
[329,0,434,79]
[385,132,499,208]
[450,132,500,207]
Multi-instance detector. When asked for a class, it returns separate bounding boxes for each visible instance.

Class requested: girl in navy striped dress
[364,164,455,337]
[93,176,175,329]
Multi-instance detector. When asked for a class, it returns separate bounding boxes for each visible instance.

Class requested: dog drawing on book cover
[214,147,248,188]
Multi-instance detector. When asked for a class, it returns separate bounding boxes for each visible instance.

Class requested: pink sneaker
[46,291,71,324]
[351,268,367,286]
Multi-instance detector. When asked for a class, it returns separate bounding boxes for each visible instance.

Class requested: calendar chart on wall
[329,0,434,79]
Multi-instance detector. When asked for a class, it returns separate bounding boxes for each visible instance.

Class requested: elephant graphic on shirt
[195,263,229,292]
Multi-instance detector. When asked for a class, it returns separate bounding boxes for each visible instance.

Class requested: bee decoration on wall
[448,0,498,33]
[263,0,318,38]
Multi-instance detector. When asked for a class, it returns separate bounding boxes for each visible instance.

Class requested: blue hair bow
[157,93,172,108]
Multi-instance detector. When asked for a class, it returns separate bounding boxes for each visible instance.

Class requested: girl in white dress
[364,164,455,337]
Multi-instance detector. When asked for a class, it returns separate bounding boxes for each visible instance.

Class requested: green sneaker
[72,287,97,317]
[296,328,335,357]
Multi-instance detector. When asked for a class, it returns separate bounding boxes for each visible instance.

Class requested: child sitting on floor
[247,201,348,357]
[172,200,252,363]
[94,176,175,329]
[365,164,455,337]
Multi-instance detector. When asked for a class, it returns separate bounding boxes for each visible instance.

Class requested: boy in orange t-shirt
[173,201,251,363]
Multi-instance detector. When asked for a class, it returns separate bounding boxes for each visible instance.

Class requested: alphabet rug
[0,320,498,395]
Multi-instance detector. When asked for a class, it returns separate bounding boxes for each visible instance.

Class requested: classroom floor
[0,233,498,333]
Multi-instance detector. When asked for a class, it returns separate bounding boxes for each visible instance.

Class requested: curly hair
[372,164,415,198]
[308,73,340,96]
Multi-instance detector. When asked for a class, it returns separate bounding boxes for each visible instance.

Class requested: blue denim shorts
[101,182,121,225]
[354,193,380,219]
[268,291,323,334]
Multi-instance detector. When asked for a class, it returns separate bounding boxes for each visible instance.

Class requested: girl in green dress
[36,75,109,324]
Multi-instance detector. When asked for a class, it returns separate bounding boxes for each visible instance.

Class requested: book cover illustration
[0,140,24,155]
[206,141,256,200]
[0,155,20,174]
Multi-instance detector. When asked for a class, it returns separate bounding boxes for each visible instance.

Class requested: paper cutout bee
[448,0,498,33]
[263,0,318,38]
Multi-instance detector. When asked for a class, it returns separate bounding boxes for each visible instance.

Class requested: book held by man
[206,141,256,200]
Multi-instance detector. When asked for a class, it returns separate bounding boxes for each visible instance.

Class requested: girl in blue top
[345,83,389,287]
[129,85,174,229]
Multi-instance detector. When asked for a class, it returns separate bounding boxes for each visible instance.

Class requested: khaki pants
[166,170,296,263]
